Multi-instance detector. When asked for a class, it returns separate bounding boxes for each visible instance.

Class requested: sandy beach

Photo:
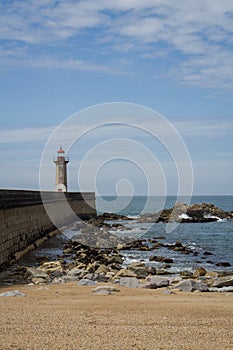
[0,283,232,350]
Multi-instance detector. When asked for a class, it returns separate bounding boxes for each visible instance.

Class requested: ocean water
[96,196,233,273]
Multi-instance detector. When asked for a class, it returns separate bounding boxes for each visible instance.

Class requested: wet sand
[0,283,232,350]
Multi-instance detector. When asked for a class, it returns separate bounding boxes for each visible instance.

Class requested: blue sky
[0,0,233,195]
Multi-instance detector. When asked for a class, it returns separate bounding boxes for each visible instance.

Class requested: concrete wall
[0,189,96,267]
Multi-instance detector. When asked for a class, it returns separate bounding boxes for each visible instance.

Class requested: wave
[204,214,226,222]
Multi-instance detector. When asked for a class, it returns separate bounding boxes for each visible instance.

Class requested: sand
[0,283,232,350]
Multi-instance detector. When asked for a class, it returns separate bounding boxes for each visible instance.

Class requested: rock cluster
[138,202,233,223]
[0,202,232,293]
[1,238,232,293]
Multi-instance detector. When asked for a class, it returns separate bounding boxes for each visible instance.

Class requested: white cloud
[174,119,233,137]
[0,1,233,89]
[0,126,53,144]
[0,117,232,147]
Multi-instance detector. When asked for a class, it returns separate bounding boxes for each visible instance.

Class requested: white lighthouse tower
[54,146,69,192]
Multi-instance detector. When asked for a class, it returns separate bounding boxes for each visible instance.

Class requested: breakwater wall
[0,189,96,267]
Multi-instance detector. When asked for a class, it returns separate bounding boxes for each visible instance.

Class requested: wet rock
[174,279,209,292]
[149,256,174,264]
[147,266,157,275]
[118,240,145,250]
[216,262,231,267]
[180,270,193,279]
[119,277,139,288]
[137,202,233,223]
[193,267,207,278]
[128,262,145,268]
[203,251,213,256]
[151,242,164,249]
[156,269,171,275]
[138,245,151,251]
[97,213,133,221]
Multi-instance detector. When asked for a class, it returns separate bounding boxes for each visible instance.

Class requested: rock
[31,277,47,284]
[203,251,213,256]
[138,245,151,251]
[209,286,233,293]
[96,273,109,282]
[85,263,98,273]
[51,277,65,284]
[119,240,145,250]
[146,276,170,288]
[75,263,87,270]
[147,266,157,275]
[92,286,120,295]
[95,264,110,275]
[119,277,139,288]
[40,261,63,275]
[115,269,137,279]
[156,269,170,275]
[0,290,26,297]
[105,254,124,265]
[212,275,233,288]
[83,273,95,280]
[97,212,132,221]
[162,289,175,295]
[216,262,231,267]
[128,262,145,268]
[109,262,123,271]
[116,244,124,250]
[78,279,97,286]
[149,255,173,263]
[106,271,116,279]
[128,263,148,278]
[67,267,86,278]
[151,243,164,249]
[193,267,207,278]
[138,202,233,223]
[25,268,50,283]
[174,279,209,292]
[139,282,158,289]
[180,270,193,279]
[205,271,218,279]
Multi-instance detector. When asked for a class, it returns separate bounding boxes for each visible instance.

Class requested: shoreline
[0,282,233,350]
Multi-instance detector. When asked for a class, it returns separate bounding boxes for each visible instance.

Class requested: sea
[17,195,233,275]
[94,195,233,273]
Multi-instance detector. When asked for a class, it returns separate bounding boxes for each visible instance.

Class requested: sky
[0,0,233,195]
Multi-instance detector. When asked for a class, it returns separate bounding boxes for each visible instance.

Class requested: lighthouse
[54,146,69,192]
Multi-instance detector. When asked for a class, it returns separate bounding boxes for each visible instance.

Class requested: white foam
[178,213,191,220]
[204,214,225,222]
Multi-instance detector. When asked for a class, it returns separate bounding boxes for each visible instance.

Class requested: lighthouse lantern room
[53,146,69,192]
